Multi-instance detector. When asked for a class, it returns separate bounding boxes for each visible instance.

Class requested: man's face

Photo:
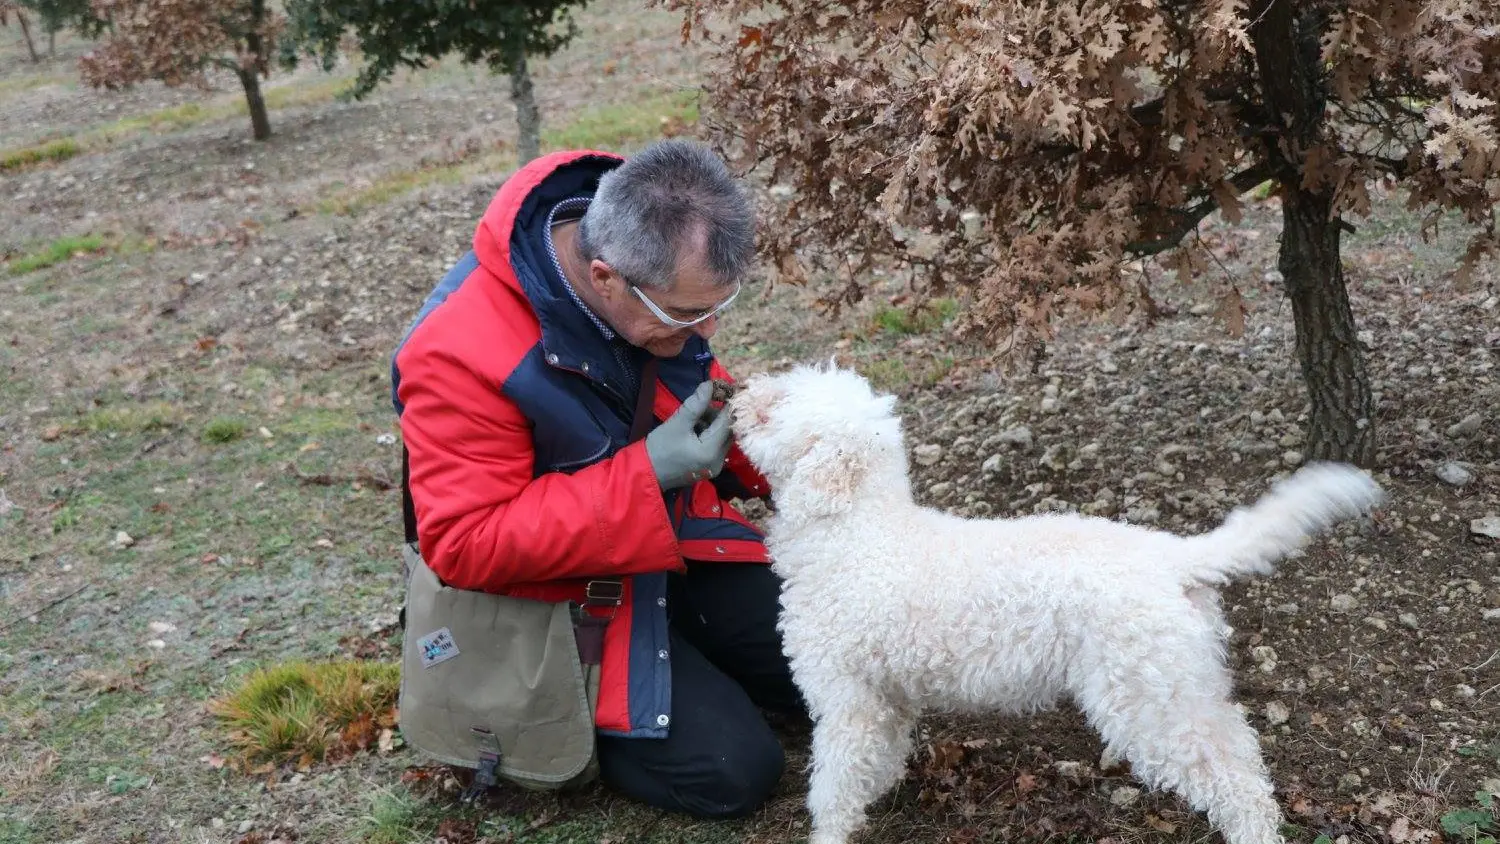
[588,236,741,359]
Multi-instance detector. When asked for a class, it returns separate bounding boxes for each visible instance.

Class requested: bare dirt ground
[2,4,1498,844]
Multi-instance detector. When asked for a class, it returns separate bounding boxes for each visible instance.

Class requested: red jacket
[391,150,771,738]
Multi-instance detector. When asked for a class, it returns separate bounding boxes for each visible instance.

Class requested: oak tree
[675,0,1500,466]
[79,0,285,140]
[285,0,594,165]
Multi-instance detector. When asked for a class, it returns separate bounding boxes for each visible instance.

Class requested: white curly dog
[726,362,1386,844]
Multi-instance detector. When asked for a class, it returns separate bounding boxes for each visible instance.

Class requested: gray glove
[645,380,733,490]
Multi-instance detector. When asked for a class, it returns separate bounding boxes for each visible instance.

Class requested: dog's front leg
[804,689,916,844]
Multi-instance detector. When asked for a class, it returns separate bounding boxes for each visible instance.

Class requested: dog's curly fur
[727,362,1387,844]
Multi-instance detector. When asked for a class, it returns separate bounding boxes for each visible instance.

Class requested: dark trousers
[595,562,806,819]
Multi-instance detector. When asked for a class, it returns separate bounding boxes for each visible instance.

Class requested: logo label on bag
[417,627,460,668]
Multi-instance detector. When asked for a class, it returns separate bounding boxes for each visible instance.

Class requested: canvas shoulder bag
[395,357,660,797]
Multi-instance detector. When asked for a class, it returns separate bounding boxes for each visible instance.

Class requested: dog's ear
[782,435,867,518]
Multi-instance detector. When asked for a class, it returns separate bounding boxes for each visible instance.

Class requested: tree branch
[1125,161,1278,256]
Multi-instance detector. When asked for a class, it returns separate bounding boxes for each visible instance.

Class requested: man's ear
[782,436,866,518]
[588,260,624,303]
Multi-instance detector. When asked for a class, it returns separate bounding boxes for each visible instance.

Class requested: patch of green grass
[84,764,152,796]
[0,817,35,844]
[90,102,211,144]
[280,407,360,438]
[871,297,959,335]
[209,660,399,766]
[202,417,249,444]
[363,787,444,844]
[81,401,183,434]
[361,786,619,844]
[859,355,955,393]
[540,88,700,152]
[6,234,108,275]
[0,137,79,173]
[262,75,355,110]
[6,232,154,278]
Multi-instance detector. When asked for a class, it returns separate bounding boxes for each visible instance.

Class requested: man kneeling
[391,139,805,818]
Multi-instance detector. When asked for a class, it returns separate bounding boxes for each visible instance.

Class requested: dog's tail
[1174,462,1385,586]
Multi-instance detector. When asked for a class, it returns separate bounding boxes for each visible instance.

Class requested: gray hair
[577,139,755,291]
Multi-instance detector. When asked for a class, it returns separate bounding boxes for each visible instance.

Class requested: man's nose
[691,315,719,340]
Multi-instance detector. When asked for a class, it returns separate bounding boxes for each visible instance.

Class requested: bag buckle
[462,727,502,803]
[584,580,623,607]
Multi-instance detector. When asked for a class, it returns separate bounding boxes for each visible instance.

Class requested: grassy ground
[2,4,1499,844]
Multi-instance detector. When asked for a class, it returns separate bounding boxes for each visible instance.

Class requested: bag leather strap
[584,355,660,607]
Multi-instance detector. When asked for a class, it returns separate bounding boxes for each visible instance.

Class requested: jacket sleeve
[397,346,683,593]
[709,359,773,501]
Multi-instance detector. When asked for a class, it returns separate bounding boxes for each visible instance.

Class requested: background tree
[284,0,593,165]
[78,0,286,141]
[1,0,42,61]
[672,0,1500,467]
[20,0,108,57]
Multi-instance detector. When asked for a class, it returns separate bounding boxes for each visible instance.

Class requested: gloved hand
[645,380,734,490]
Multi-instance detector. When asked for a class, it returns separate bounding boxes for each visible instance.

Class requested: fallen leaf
[399,766,433,784]
[434,818,476,844]
[928,740,965,771]
[201,753,226,769]
[378,728,395,754]
[377,707,399,729]
[1147,814,1178,834]
[342,713,376,751]
[1015,771,1039,795]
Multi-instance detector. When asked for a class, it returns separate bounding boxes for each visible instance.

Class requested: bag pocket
[397,544,598,789]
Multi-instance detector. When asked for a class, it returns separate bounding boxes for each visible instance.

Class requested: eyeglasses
[629,278,741,329]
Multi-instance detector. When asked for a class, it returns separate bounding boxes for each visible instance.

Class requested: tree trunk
[509,47,541,165]
[1278,190,1375,466]
[1249,0,1376,466]
[16,9,38,62]
[238,0,271,141]
[238,68,272,141]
